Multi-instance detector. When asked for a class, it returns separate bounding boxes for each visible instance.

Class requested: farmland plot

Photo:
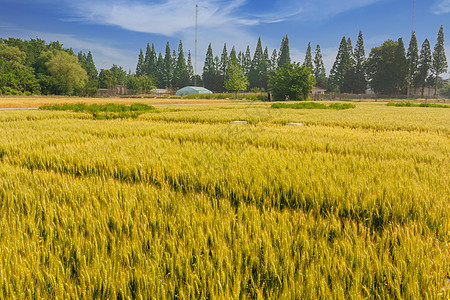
[0,102,448,298]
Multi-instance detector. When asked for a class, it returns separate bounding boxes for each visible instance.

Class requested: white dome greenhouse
[175,86,213,96]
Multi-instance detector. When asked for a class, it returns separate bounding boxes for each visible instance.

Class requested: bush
[271,102,355,110]
[386,102,449,108]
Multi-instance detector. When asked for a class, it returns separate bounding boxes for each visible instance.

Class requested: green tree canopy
[367,39,408,95]
[268,63,315,100]
[45,50,87,94]
[224,61,249,98]
[278,35,290,68]
[303,42,313,70]
[431,25,447,94]
[313,44,327,88]
[329,36,351,92]
[416,38,432,95]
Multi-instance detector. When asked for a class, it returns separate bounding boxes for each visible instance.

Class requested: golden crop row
[0,102,448,298]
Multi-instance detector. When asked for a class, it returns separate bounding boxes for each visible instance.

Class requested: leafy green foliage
[386,102,449,108]
[431,25,448,94]
[303,42,313,69]
[329,37,352,92]
[269,63,316,100]
[278,35,290,68]
[224,63,249,98]
[367,40,408,95]
[271,102,355,110]
[45,50,88,94]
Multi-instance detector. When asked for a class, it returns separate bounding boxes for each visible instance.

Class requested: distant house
[312,86,327,94]
[176,86,213,96]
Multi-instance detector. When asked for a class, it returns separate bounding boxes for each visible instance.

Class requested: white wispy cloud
[432,0,450,14]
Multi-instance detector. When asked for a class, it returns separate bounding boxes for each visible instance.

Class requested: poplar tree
[416,39,432,95]
[278,35,290,68]
[136,49,144,76]
[407,31,419,90]
[329,36,351,92]
[303,42,313,69]
[313,45,327,88]
[431,25,447,94]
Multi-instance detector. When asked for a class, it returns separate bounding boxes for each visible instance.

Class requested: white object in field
[230,121,247,124]
[286,122,304,126]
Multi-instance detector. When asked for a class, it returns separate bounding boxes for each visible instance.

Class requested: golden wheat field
[0,100,449,299]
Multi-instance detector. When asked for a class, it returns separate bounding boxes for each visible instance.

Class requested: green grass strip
[386,102,450,108]
[271,102,355,110]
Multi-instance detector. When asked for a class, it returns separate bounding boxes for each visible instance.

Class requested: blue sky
[0,0,449,78]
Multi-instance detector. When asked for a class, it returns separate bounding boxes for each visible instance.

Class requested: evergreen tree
[202,43,221,91]
[416,39,432,95]
[347,37,354,64]
[353,30,367,94]
[143,43,152,75]
[341,37,356,93]
[278,35,290,68]
[270,49,278,73]
[163,42,172,88]
[263,46,270,71]
[243,46,252,75]
[173,40,189,88]
[220,43,228,76]
[407,31,419,90]
[248,37,267,89]
[329,36,351,92]
[155,53,164,87]
[203,43,215,74]
[77,51,97,81]
[136,49,144,76]
[303,42,313,69]
[313,45,327,88]
[187,50,194,84]
[229,46,238,67]
[394,37,408,94]
[144,43,157,77]
[85,51,97,80]
[431,25,448,94]
[238,51,244,71]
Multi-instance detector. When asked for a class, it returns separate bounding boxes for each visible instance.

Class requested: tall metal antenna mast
[194,4,198,86]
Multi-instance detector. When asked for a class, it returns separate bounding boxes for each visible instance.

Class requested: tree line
[0,25,447,97]
[135,26,447,97]
[0,38,154,96]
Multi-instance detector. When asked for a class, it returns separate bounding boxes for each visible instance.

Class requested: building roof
[176,86,213,96]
